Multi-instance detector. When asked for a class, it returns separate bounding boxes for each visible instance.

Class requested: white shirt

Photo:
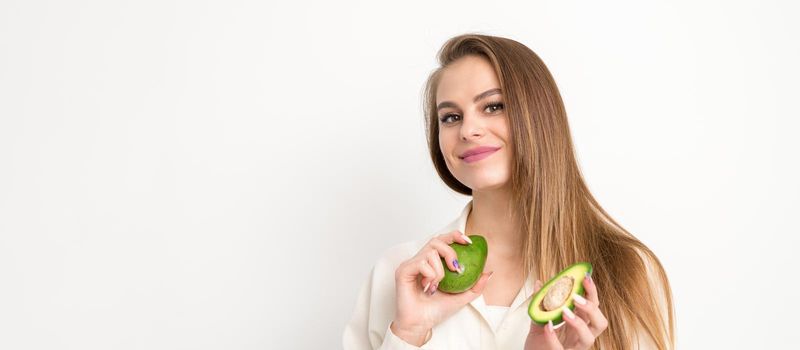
[342,200,661,349]
[484,305,510,333]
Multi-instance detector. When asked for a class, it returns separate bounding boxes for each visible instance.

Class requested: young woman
[343,33,674,350]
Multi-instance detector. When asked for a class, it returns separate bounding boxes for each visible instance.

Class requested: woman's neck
[466,188,524,262]
[468,187,527,307]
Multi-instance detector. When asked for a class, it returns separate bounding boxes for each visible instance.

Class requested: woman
[343,33,674,349]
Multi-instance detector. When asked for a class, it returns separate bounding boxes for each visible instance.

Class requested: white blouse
[484,305,510,333]
[342,200,662,349]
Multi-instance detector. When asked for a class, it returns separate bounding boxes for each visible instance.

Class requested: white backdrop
[1,0,798,349]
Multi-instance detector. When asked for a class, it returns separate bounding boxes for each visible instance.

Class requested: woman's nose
[459,112,485,141]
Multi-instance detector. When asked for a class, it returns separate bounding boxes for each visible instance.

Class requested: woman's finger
[526,320,564,350]
[436,230,472,246]
[583,273,600,306]
[428,239,462,273]
[561,306,595,350]
[395,259,419,284]
[425,249,445,293]
[415,259,438,293]
[572,292,609,336]
[534,279,543,293]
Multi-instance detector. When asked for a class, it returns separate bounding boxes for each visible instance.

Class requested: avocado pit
[541,275,574,311]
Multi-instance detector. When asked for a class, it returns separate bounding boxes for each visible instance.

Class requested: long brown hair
[422,33,675,350]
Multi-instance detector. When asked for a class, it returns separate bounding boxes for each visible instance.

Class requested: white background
[1,0,798,349]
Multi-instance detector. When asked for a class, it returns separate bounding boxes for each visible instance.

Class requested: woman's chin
[466,180,510,192]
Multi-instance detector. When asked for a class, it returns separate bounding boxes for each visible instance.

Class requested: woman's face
[436,55,512,192]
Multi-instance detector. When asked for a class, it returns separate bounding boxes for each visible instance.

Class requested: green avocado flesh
[527,262,592,325]
[437,235,488,293]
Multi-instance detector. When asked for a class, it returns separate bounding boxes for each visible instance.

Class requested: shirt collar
[454,199,472,235]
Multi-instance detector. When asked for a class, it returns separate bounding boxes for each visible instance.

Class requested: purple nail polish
[453,259,460,270]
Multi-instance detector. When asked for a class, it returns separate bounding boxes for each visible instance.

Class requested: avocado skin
[437,235,488,293]
[527,262,593,325]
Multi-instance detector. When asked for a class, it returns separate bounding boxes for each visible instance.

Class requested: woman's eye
[485,102,504,113]
[440,114,460,124]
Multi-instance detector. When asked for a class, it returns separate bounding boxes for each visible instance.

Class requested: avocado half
[528,262,593,326]
[437,235,488,293]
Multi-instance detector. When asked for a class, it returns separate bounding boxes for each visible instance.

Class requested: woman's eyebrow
[437,88,502,111]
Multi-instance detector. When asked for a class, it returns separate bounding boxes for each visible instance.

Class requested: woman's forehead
[436,57,500,104]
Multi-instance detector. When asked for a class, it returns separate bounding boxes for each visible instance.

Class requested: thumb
[528,319,547,337]
[455,271,494,304]
[534,279,543,293]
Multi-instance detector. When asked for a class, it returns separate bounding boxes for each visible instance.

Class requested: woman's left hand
[523,274,609,350]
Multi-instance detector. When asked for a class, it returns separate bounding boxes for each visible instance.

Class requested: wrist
[390,320,432,346]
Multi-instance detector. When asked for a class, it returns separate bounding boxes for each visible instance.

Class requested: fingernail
[562,306,576,320]
[462,234,473,244]
[430,284,437,296]
[585,272,592,284]
[423,282,431,293]
[487,271,495,281]
[453,259,464,274]
[547,320,554,333]
[572,293,587,305]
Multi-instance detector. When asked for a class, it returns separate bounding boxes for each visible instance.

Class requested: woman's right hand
[389,230,493,346]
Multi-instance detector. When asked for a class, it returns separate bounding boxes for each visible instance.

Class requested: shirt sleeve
[382,324,428,350]
[342,242,430,350]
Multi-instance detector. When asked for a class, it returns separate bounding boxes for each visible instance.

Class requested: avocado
[437,235,488,293]
[528,262,593,326]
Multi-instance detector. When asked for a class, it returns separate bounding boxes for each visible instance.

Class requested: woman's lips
[462,148,499,163]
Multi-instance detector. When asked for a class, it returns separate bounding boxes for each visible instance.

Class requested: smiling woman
[343,33,674,350]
